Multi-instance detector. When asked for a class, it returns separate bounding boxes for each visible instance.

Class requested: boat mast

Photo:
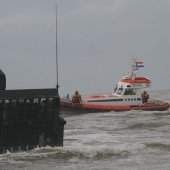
[56,4,59,94]
[130,58,138,79]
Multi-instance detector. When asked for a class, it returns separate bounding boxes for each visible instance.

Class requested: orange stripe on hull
[82,103,129,111]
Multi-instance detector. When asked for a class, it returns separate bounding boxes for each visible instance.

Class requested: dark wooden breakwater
[0,70,66,153]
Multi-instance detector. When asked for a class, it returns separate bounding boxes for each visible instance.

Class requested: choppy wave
[145,142,170,151]
[126,122,165,130]
[152,111,170,117]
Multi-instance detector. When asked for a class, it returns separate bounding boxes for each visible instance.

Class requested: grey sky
[0,0,170,96]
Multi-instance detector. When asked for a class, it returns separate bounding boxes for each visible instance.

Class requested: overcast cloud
[0,0,170,96]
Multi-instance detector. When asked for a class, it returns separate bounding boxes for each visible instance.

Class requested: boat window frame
[114,86,118,93]
[116,88,123,95]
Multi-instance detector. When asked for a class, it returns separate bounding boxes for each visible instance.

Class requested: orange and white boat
[61,60,170,113]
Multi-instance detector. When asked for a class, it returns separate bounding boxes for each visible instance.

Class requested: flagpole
[56,4,59,95]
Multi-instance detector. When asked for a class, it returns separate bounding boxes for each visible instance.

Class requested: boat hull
[60,99,170,113]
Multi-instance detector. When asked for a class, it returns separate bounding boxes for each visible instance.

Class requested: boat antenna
[56,4,59,95]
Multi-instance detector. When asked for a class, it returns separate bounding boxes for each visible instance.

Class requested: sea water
[0,90,170,170]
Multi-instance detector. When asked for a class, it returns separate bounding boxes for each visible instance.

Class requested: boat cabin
[114,76,151,97]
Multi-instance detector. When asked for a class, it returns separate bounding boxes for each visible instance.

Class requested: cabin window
[128,98,130,101]
[124,89,136,95]
[137,98,141,101]
[116,88,123,95]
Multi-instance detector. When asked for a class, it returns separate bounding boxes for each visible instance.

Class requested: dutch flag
[135,61,144,68]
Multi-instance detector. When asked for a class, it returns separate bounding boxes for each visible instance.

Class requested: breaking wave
[34,146,129,160]
[0,145,129,166]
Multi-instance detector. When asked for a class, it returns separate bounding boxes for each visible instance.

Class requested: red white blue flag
[135,61,144,68]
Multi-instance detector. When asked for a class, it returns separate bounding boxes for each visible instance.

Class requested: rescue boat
[61,60,170,113]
